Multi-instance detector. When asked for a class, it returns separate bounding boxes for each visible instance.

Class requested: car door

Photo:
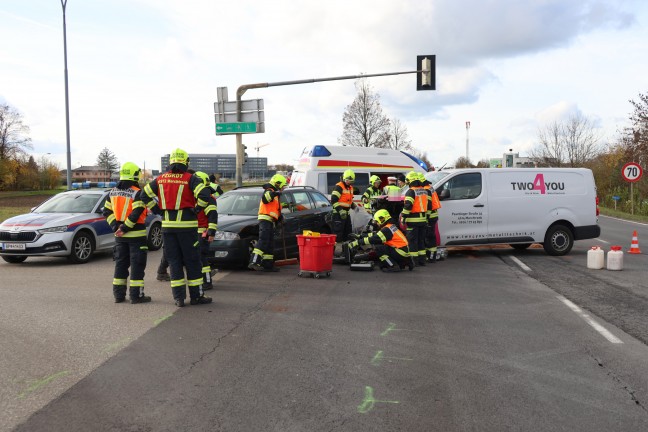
[436,172,488,246]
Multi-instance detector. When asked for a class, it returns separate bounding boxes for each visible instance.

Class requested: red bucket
[297,234,336,272]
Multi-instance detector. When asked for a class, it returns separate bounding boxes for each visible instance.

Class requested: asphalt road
[3,219,648,431]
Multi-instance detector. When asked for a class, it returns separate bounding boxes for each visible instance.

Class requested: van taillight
[596,196,600,216]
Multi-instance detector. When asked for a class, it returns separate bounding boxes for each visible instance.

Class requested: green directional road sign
[215,122,258,135]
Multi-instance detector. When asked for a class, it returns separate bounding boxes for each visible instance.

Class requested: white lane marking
[599,215,648,226]
[557,295,623,344]
[595,238,610,244]
[510,256,532,272]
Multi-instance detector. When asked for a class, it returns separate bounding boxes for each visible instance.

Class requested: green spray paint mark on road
[357,386,400,414]
[18,371,70,399]
[371,350,413,366]
[381,323,397,336]
[154,313,173,326]
[102,337,132,354]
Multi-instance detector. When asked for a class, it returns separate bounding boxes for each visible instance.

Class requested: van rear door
[436,171,488,246]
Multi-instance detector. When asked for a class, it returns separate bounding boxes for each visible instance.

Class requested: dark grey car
[209,186,333,268]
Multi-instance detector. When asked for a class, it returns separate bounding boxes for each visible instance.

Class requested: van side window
[324,172,369,195]
[440,173,482,200]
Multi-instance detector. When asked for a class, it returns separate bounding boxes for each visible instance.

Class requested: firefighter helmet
[343,169,355,182]
[370,175,381,185]
[405,171,419,184]
[170,148,189,165]
[119,162,141,182]
[194,171,209,185]
[270,174,287,189]
[373,209,391,225]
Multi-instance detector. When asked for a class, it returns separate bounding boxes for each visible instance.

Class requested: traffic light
[243,145,248,165]
[416,55,435,91]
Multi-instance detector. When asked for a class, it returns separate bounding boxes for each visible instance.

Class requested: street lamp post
[61,0,72,190]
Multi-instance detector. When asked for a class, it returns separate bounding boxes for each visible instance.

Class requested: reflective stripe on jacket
[331,182,354,211]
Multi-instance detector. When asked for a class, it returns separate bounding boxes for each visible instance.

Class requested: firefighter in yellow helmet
[103,162,152,304]
[141,148,217,307]
[249,173,287,272]
[420,172,442,263]
[194,171,218,289]
[346,209,413,272]
[331,169,357,249]
[361,175,382,214]
[400,170,427,266]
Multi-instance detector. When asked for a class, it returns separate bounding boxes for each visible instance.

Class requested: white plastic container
[607,245,624,271]
[587,246,605,269]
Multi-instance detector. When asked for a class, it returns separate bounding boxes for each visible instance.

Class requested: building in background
[60,166,114,183]
[490,149,535,168]
[160,153,268,179]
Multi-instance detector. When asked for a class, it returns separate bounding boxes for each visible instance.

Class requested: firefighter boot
[130,286,151,304]
[113,285,127,303]
[190,296,213,305]
[262,260,280,272]
[203,272,213,290]
[427,251,437,264]
[172,286,187,307]
[248,252,264,271]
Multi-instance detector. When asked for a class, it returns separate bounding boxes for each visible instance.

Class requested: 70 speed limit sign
[622,162,643,182]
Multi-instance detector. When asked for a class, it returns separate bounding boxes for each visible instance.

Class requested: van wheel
[511,243,532,250]
[543,225,573,256]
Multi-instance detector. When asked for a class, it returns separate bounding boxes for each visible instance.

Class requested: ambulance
[429,168,601,255]
[288,145,428,198]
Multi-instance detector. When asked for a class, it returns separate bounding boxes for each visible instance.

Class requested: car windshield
[217,191,261,215]
[35,193,102,214]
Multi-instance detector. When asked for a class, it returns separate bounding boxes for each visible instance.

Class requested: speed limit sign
[622,162,643,182]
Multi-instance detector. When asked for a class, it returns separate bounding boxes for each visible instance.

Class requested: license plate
[4,243,26,251]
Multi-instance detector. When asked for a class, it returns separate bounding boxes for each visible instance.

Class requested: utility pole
[61,0,72,190]
[465,121,471,162]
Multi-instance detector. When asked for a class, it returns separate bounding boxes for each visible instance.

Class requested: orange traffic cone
[629,230,642,254]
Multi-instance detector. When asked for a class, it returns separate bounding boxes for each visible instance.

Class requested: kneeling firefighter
[346,209,413,272]
[248,174,287,272]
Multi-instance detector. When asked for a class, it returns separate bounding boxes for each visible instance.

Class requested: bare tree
[454,156,472,168]
[96,147,119,172]
[339,79,391,147]
[383,118,412,151]
[0,103,32,161]
[531,113,601,167]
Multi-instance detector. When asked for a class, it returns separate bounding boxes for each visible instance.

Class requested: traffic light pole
[234,64,433,187]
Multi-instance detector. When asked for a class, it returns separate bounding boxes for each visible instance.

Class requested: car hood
[217,214,258,232]
[0,212,103,230]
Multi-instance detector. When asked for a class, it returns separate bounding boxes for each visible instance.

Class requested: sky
[1,0,647,172]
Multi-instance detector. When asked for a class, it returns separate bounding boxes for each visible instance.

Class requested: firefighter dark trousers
[112,238,148,301]
[374,244,411,269]
[249,219,276,269]
[199,233,212,286]
[425,217,438,257]
[333,210,352,243]
[406,224,427,264]
[163,229,204,301]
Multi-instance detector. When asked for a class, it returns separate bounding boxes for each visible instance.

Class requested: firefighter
[208,174,224,198]
[361,175,382,214]
[383,176,400,196]
[346,209,412,272]
[141,148,217,307]
[249,174,287,272]
[400,171,428,266]
[331,169,358,249]
[195,171,218,289]
[421,172,441,263]
[103,162,151,304]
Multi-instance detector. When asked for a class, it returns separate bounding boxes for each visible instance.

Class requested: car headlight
[38,225,69,234]
[213,231,240,240]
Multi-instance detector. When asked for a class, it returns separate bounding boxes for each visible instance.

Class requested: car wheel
[543,224,573,256]
[511,243,532,250]
[68,231,95,264]
[147,222,163,251]
[2,255,28,264]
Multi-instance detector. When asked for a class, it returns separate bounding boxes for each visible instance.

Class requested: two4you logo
[510,174,565,194]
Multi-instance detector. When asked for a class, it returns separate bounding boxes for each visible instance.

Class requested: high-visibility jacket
[104,185,147,238]
[142,169,217,232]
[331,181,354,212]
[362,186,382,211]
[402,183,428,224]
[423,183,440,220]
[383,184,401,195]
[258,185,282,223]
[356,223,409,253]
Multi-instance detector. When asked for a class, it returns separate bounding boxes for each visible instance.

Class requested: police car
[0,189,163,264]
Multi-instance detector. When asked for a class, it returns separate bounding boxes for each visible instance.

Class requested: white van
[429,168,600,255]
[289,145,428,198]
